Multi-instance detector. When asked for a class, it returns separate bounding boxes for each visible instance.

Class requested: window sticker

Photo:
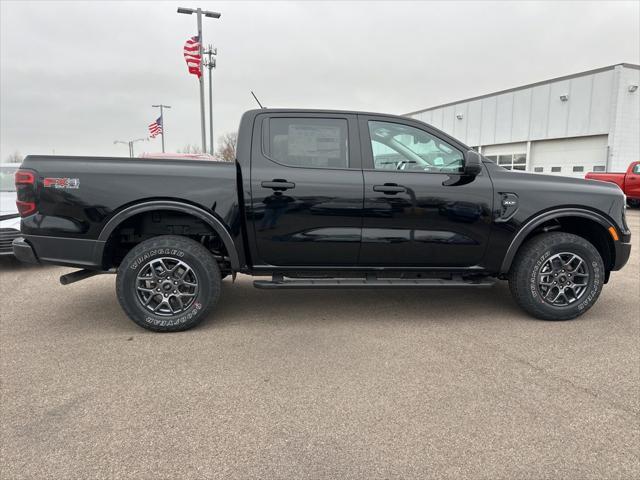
[287,125,341,159]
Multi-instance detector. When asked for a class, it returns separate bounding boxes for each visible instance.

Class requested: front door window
[368,121,464,174]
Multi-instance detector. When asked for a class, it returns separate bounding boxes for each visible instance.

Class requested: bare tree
[177,144,203,154]
[216,132,237,162]
[6,151,23,163]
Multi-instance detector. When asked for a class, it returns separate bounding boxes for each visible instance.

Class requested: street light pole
[152,104,172,153]
[177,6,221,153]
[114,138,147,158]
[204,45,217,155]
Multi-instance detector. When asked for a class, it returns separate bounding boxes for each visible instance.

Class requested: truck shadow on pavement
[196,278,525,331]
[51,275,527,333]
[0,256,43,271]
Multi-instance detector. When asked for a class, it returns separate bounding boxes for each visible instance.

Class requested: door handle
[373,184,405,194]
[261,180,295,190]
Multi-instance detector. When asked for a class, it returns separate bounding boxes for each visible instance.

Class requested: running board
[253,275,494,289]
[59,269,113,285]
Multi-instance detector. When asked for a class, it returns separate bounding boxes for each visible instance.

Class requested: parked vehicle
[13,109,631,331]
[0,163,21,256]
[137,152,216,161]
[585,161,640,207]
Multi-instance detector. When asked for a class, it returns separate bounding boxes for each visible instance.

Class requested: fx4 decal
[43,177,80,189]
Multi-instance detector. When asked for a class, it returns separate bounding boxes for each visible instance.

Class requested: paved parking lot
[1,210,639,479]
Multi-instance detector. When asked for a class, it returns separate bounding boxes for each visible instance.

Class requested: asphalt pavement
[1,210,639,479]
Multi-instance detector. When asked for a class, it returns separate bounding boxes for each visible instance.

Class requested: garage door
[530,135,608,178]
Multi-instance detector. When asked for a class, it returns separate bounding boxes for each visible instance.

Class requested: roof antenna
[251,91,266,109]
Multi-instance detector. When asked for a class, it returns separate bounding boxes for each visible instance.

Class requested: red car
[586,161,640,207]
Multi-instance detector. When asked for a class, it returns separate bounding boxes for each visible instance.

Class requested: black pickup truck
[13,109,631,331]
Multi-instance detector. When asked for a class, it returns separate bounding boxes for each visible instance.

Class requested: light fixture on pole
[114,138,148,158]
[177,6,221,153]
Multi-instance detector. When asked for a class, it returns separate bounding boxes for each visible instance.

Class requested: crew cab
[585,161,640,207]
[13,109,632,331]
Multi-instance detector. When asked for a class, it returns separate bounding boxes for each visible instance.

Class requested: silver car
[0,163,21,256]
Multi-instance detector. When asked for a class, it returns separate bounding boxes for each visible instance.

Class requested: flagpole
[160,106,165,153]
[152,104,171,153]
[204,45,217,156]
[196,10,207,153]
[177,6,221,154]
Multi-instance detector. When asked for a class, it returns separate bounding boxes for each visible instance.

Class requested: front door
[627,162,640,200]
[249,113,363,267]
[358,115,493,267]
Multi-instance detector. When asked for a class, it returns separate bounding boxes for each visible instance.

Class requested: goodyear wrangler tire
[508,232,604,321]
[116,235,221,332]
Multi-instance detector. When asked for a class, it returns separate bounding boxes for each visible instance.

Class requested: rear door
[248,113,363,267]
[358,115,493,267]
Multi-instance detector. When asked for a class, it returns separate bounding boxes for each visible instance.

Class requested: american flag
[183,35,202,78]
[148,116,163,138]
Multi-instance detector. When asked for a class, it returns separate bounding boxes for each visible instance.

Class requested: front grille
[0,228,20,254]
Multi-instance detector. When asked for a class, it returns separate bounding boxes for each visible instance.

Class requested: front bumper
[613,232,632,271]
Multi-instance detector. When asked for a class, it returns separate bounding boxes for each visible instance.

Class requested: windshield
[0,166,18,192]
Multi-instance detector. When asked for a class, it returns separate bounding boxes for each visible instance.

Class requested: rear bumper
[1,229,21,255]
[0,215,21,255]
[12,237,39,264]
[13,234,105,269]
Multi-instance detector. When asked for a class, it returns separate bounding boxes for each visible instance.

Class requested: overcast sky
[1,0,639,158]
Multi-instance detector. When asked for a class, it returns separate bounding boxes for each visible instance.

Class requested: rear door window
[265,118,349,169]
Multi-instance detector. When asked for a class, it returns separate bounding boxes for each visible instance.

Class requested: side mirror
[464,150,482,176]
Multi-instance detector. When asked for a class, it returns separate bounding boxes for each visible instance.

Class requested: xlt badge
[496,192,519,222]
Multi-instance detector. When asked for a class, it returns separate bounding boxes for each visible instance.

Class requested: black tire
[116,235,221,332]
[508,232,604,321]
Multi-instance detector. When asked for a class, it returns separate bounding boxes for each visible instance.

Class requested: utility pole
[114,138,147,158]
[177,6,221,153]
[152,104,172,153]
[204,45,217,155]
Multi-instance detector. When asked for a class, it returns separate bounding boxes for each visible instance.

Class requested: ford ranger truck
[12,109,632,331]
[585,161,640,207]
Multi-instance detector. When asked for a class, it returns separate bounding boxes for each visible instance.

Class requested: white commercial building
[406,63,639,178]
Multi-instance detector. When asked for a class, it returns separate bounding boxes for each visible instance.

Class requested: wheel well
[102,209,231,272]
[514,216,615,274]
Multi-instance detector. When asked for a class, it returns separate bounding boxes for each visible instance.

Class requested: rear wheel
[509,232,604,320]
[116,235,221,332]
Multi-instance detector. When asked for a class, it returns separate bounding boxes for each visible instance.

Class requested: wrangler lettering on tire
[116,235,221,332]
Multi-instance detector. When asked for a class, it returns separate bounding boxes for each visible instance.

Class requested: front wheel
[508,232,604,320]
[116,235,221,332]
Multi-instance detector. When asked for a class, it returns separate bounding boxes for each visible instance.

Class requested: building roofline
[404,62,640,116]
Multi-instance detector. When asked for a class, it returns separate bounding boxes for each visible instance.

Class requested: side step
[254,275,495,289]
[59,269,113,285]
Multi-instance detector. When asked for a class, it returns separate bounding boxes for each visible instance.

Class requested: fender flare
[499,208,615,274]
[98,200,240,270]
